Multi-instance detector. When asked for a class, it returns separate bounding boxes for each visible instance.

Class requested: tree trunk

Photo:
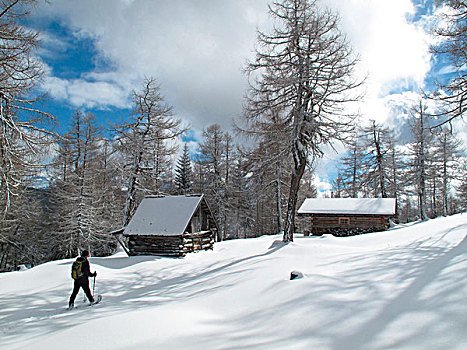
[283,146,307,242]
[276,159,284,235]
[442,134,448,216]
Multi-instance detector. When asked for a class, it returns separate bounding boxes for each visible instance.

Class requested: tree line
[332,107,466,223]
[1,0,466,270]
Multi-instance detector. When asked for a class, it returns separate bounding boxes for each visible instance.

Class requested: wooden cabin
[122,194,218,256]
[297,198,396,236]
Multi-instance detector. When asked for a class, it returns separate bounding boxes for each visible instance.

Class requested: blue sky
[26,0,459,191]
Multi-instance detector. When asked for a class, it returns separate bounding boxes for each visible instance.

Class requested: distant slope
[1,213,466,350]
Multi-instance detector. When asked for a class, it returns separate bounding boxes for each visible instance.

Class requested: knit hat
[81,250,90,257]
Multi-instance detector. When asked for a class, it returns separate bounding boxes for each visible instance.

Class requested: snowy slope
[1,214,466,350]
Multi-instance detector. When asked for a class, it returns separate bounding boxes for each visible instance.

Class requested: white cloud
[34,0,435,136]
[323,0,434,127]
[313,174,333,197]
[42,75,131,109]
[34,0,270,131]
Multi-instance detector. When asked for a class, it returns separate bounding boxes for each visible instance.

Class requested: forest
[1,0,466,271]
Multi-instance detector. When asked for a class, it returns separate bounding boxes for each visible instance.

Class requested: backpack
[71,259,84,280]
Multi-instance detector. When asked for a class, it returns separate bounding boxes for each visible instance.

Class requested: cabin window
[338,217,350,225]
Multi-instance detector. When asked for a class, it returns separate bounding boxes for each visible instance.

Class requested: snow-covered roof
[298,198,396,215]
[125,195,204,236]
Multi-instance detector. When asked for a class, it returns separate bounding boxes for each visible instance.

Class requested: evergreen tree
[175,143,193,194]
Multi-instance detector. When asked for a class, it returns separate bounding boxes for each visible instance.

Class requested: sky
[27,0,456,191]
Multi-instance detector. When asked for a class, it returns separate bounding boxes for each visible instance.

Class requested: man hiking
[69,250,97,309]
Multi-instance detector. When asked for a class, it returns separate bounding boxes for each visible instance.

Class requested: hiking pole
[93,275,96,296]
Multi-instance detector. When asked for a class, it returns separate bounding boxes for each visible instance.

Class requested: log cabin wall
[127,235,185,256]
[126,231,215,257]
[305,214,392,236]
[183,231,215,253]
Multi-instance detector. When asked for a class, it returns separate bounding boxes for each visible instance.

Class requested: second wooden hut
[297,198,396,236]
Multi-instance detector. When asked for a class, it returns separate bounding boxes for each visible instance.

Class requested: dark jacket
[76,256,94,279]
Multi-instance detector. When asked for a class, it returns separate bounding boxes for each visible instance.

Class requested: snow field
[0,213,466,350]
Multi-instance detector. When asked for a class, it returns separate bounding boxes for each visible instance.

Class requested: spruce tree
[175,143,192,195]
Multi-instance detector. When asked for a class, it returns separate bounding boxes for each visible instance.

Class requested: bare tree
[338,129,365,198]
[430,0,467,127]
[456,159,467,210]
[386,139,405,219]
[408,100,433,221]
[236,103,292,236]
[242,134,291,236]
[360,120,396,198]
[195,124,228,240]
[49,112,118,258]
[113,78,186,226]
[432,127,464,215]
[0,0,54,216]
[244,0,362,241]
[0,0,56,269]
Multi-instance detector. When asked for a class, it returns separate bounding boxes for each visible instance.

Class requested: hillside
[1,214,466,350]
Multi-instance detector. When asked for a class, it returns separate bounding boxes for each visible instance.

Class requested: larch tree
[331,172,345,198]
[432,127,464,215]
[49,111,116,258]
[386,140,405,219]
[224,150,253,239]
[408,100,433,221]
[0,0,53,214]
[431,0,467,127]
[338,130,365,198]
[236,103,292,236]
[456,159,467,210]
[360,120,395,198]
[195,124,227,240]
[113,78,186,226]
[0,0,55,270]
[244,0,362,241]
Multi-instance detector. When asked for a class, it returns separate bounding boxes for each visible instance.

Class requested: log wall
[304,214,391,237]
[126,231,215,256]
[183,231,215,253]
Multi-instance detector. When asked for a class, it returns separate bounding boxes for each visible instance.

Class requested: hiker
[69,250,97,308]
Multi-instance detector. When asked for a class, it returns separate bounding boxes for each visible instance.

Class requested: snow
[125,195,203,236]
[1,213,466,350]
[298,198,396,215]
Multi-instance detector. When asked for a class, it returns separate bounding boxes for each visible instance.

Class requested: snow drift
[1,213,466,350]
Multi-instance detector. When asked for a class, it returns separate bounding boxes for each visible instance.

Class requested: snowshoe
[91,294,102,306]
